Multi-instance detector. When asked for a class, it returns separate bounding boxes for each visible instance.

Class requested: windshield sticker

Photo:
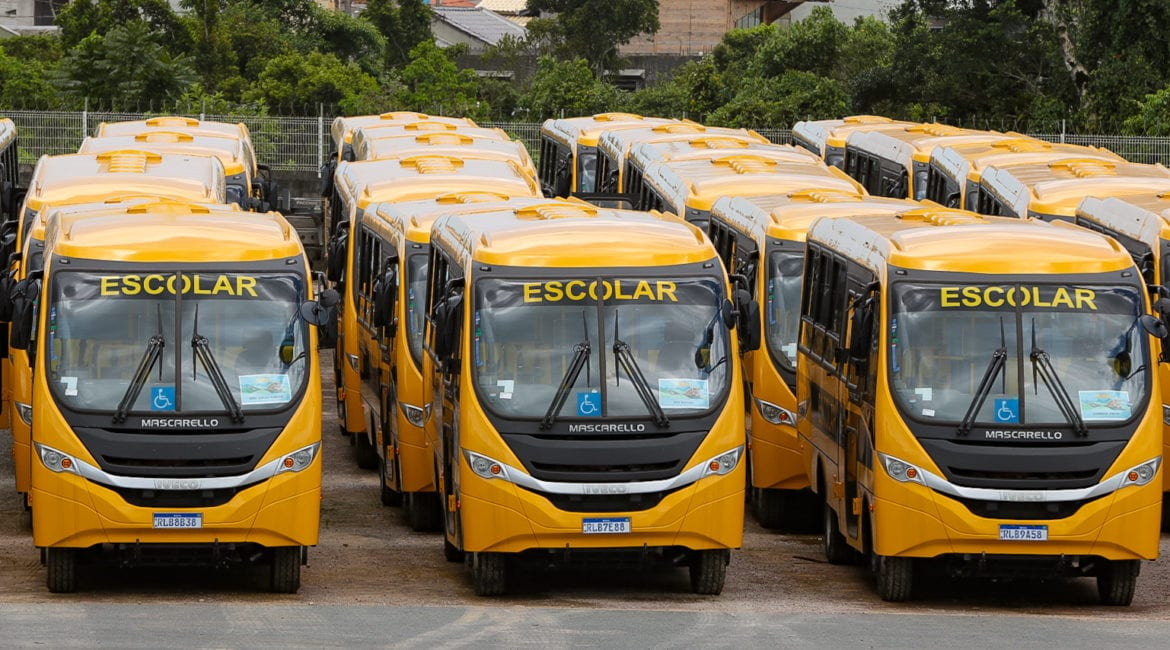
[150,386,176,411]
[938,286,1097,310]
[522,280,678,304]
[922,408,935,417]
[497,379,514,400]
[914,387,933,402]
[658,378,710,409]
[239,374,292,405]
[577,391,601,416]
[60,377,78,397]
[1078,390,1131,421]
[994,398,1020,424]
[782,343,797,359]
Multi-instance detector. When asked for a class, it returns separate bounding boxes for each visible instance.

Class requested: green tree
[707,70,848,128]
[362,0,433,69]
[56,21,197,109]
[0,45,60,109]
[394,40,489,120]
[525,0,659,75]
[519,56,622,119]
[243,51,383,114]
[1122,86,1170,136]
[56,0,190,50]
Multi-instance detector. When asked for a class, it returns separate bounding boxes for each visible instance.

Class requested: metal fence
[7,110,1170,176]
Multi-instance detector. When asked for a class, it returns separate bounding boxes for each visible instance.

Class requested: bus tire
[45,548,77,594]
[1097,559,1140,606]
[379,453,402,507]
[689,549,729,595]
[753,488,785,529]
[470,552,507,596]
[337,399,349,436]
[874,554,914,602]
[822,499,852,565]
[270,546,302,594]
[406,492,442,532]
[354,431,378,470]
[443,537,464,563]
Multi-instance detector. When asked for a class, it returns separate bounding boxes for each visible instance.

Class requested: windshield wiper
[613,312,669,428]
[540,311,592,429]
[958,317,1008,436]
[1030,319,1088,437]
[190,304,244,423]
[695,313,727,375]
[113,306,166,424]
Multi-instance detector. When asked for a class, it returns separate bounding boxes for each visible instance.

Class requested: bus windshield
[472,276,731,422]
[405,252,428,369]
[889,282,1150,428]
[765,250,803,373]
[47,271,309,417]
[577,145,599,193]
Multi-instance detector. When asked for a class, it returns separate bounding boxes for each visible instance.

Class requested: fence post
[82,97,88,138]
[318,103,324,178]
[1060,119,1066,144]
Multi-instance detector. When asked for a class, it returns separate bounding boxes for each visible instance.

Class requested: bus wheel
[689,549,730,595]
[754,488,785,529]
[874,554,914,602]
[45,548,77,593]
[1097,559,1140,606]
[406,492,442,532]
[822,499,852,565]
[443,537,464,563]
[470,552,507,596]
[354,429,378,470]
[379,453,402,507]
[337,400,349,436]
[270,547,302,594]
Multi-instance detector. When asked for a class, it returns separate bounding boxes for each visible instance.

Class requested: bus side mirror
[733,290,760,352]
[9,276,40,353]
[299,288,340,327]
[372,263,398,336]
[326,223,349,284]
[320,158,337,197]
[432,292,463,370]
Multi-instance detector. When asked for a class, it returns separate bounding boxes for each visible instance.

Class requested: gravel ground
[3,350,1170,619]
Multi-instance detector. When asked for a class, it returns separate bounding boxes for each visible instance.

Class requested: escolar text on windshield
[100,274,259,297]
[522,279,677,303]
[938,285,1097,310]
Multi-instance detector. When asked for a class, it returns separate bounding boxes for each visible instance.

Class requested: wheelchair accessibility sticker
[994,397,1019,424]
[577,391,601,417]
[151,385,176,411]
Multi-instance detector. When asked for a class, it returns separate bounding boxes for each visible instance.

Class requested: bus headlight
[15,401,32,426]
[276,443,320,474]
[402,402,429,427]
[754,398,795,426]
[1121,458,1160,487]
[346,354,360,373]
[701,447,744,477]
[34,443,80,475]
[465,450,507,480]
[878,453,925,485]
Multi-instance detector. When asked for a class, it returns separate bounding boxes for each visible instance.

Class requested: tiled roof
[433,7,527,45]
[476,0,529,12]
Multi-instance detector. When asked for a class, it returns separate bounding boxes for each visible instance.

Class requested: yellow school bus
[924,138,1121,210]
[1076,193,1170,511]
[325,156,540,462]
[424,200,757,595]
[13,203,335,592]
[351,124,511,159]
[798,208,1166,604]
[78,132,256,208]
[1,117,19,222]
[538,113,680,197]
[95,117,259,192]
[975,159,1170,221]
[633,154,865,229]
[353,131,536,179]
[595,122,775,194]
[708,190,921,528]
[330,113,479,163]
[844,124,1018,200]
[356,194,573,529]
[791,116,918,169]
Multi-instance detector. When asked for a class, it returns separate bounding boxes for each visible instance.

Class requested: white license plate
[153,513,203,529]
[582,517,630,534]
[999,524,1047,541]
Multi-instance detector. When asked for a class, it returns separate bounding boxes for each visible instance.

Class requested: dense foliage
[1,0,1169,133]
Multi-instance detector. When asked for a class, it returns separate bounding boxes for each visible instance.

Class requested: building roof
[476,0,527,12]
[432,6,526,46]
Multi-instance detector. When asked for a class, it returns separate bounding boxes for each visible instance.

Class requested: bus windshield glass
[889,282,1149,427]
[577,145,599,193]
[472,276,731,421]
[765,250,803,372]
[47,271,309,416]
[405,252,428,368]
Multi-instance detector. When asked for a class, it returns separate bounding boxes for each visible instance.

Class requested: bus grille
[954,496,1098,520]
[529,489,677,513]
[504,429,706,483]
[106,485,258,508]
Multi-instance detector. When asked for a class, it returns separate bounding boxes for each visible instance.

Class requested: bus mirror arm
[732,290,761,352]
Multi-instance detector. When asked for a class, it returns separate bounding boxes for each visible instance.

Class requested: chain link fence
[7,110,1170,176]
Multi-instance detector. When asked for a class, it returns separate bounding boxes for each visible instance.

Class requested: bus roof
[0,117,14,147]
[847,124,1019,166]
[1076,193,1170,248]
[597,122,770,160]
[371,195,586,244]
[30,199,247,247]
[541,113,680,149]
[351,123,510,154]
[355,132,534,175]
[979,159,1170,219]
[641,155,865,211]
[711,191,918,243]
[930,139,1121,184]
[629,139,820,170]
[46,202,302,263]
[24,151,228,213]
[807,116,920,151]
[96,116,251,144]
[808,210,1133,276]
[331,113,478,151]
[432,201,714,269]
[334,155,541,210]
[78,132,249,178]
